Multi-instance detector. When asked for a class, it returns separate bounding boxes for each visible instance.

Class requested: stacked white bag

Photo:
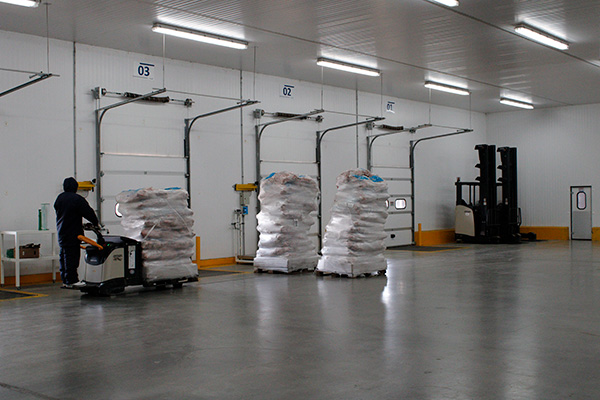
[254,172,319,272]
[317,169,389,276]
[115,187,198,282]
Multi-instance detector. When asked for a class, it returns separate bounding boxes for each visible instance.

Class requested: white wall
[412,108,486,232]
[1,29,485,277]
[0,32,74,276]
[0,32,73,230]
[487,104,600,228]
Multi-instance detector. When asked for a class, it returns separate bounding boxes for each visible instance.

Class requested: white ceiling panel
[1,0,599,113]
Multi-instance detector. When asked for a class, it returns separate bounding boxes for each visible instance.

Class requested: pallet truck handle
[78,235,103,250]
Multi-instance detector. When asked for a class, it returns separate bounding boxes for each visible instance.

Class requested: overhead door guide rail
[95,87,167,223]
[366,123,423,243]
[185,99,259,202]
[254,108,324,202]
[367,123,473,243]
[315,116,384,248]
[0,67,58,98]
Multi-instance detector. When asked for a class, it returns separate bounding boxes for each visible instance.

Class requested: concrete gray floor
[1,240,600,400]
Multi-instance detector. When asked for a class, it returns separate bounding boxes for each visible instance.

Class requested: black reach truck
[454,144,535,244]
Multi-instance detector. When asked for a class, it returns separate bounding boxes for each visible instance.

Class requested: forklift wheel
[173,282,183,289]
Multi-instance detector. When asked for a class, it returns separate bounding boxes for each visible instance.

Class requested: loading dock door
[99,124,187,235]
[571,186,592,240]
[368,140,413,247]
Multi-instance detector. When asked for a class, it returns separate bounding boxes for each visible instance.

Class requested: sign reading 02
[280,84,294,99]
[134,62,155,80]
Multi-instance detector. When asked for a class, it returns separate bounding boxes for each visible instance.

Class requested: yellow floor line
[390,247,465,254]
[0,288,47,302]
[415,247,465,253]
[198,267,252,274]
[197,265,237,270]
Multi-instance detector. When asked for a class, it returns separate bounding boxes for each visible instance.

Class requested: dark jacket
[54,177,99,246]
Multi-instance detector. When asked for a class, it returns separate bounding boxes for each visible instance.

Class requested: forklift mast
[455,144,520,243]
[474,144,499,239]
[497,147,520,241]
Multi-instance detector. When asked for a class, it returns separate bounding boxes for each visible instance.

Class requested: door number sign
[386,101,395,113]
[281,84,294,99]
[134,62,155,80]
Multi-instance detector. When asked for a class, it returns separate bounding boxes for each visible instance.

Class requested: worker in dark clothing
[54,177,99,288]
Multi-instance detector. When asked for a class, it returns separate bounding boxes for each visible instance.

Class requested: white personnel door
[571,186,592,240]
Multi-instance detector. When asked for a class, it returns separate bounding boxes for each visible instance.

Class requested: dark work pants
[59,245,81,284]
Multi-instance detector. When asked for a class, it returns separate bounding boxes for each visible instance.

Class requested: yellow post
[195,236,201,269]
[416,223,422,246]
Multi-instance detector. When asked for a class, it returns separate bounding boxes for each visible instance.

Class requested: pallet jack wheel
[82,287,100,296]
[173,282,183,289]
[111,286,125,295]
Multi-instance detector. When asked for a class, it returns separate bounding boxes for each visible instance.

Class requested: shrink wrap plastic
[254,172,319,272]
[317,169,389,276]
[116,187,198,282]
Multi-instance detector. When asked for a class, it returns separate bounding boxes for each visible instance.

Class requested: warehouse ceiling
[1,0,599,113]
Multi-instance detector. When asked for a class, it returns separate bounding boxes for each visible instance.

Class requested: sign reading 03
[134,62,155,80]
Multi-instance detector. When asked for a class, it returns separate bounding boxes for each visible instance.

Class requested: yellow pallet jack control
[78,180,96,191]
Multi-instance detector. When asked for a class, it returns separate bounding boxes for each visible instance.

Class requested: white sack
[316,169,389,276]
[254,172,319,272]
[116,187,197,282]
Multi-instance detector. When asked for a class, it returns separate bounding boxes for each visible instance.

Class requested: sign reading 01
[386,101,395,113]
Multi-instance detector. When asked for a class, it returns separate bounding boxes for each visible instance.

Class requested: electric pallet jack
[75,224,197,296]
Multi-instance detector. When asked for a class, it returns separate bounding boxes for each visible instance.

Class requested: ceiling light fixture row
[425,81,535,109]
[514,23,569,51]
[429,0,459,7]
[0,0,39,7]
[151,23,248,50]
[500,97,534,109]
[151,22,382,77]
[150,21,536,106]
[427,1,568,51]
[316,58,381,77]
[424,80,470,96]
[7,0,567,102]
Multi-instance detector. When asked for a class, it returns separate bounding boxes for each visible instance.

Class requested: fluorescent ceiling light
[317,57,381,77]
[514,24,569,51]
[152,23,248,50]
[424,81,470,96]
[500,97,534,110]
[0,0,39,7]
[430,0,459,6]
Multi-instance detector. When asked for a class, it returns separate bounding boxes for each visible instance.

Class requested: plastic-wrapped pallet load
[115,187,198,282]
[254,172,319,273]
[317,169,389,277]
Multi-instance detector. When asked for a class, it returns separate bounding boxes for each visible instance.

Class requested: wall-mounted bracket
[0,72,56,98]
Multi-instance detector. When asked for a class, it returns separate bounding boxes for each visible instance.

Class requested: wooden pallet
[253,267,315,275]
[314,270,386,279]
